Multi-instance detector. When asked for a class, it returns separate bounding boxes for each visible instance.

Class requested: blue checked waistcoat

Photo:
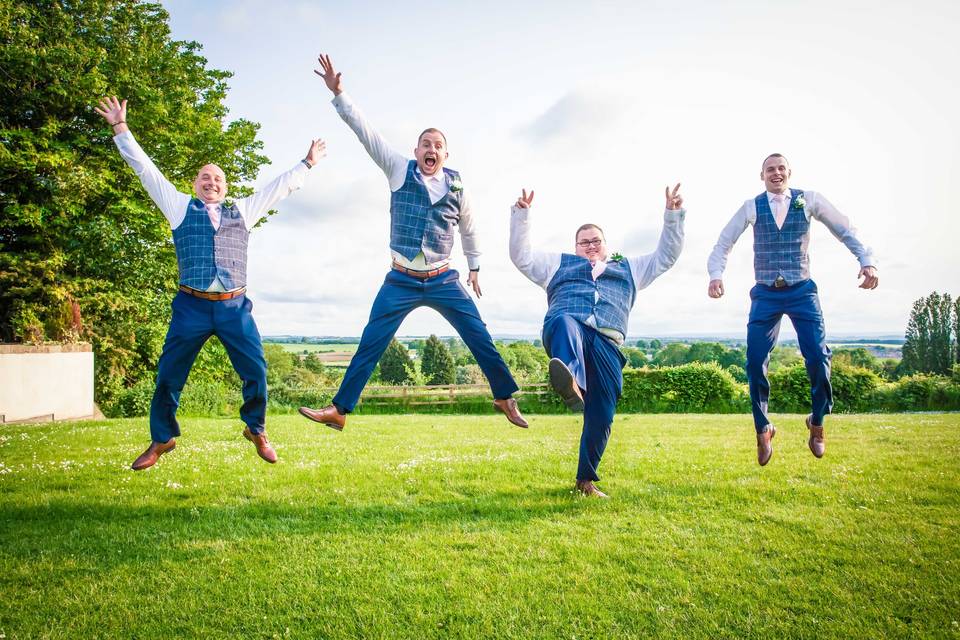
[172,198,249,290]
[753,188,810,285]
[544,254,637,337]
[389,160,463,263]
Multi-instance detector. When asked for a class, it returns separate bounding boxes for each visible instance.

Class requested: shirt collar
[416,166,445,183]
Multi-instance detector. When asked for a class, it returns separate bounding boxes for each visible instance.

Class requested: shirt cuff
[858,256,877,269]
[665,208,685,219]
[332,92,352,111]
[466,256,481,271]
[708,270,724,281]
[113,130,133,143]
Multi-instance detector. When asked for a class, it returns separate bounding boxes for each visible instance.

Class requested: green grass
[1,414,958,639]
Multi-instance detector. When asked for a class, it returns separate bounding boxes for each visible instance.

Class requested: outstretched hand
[305,139,327,166]
[858,266,879,290]
[665,183,683,210]
[94,96,129,133]
[515,188,535,209]
[314,54,343,96]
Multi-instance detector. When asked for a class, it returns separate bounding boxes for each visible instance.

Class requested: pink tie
[772,194,787,229]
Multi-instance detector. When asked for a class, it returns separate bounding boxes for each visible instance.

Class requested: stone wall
[0,344,95,423]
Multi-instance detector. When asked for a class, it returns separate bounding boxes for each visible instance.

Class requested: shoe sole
[298,406,344,431]
[549,358,584,412]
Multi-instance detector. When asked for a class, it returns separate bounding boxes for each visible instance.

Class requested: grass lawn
[1,413,957,639]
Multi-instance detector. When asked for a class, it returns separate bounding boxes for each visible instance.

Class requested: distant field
[1,413,957,638]
[268,342,360,354]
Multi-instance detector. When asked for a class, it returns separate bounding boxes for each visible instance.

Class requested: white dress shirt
[332,92,480,271]
[707,190,876,281]
[510,205,686,344]
[113,130,309,290]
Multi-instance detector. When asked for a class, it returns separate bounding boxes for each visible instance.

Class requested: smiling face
[414,129,448,176]
[761,154,791,194]
[575,224,607,263]
[193,164,228,203]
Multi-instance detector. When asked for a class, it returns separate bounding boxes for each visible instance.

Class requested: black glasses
[576,238,603,248]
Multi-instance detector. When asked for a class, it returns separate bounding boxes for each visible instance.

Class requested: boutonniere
[792,194,806,210]
[449,178,463,193]
[609,252,624,262]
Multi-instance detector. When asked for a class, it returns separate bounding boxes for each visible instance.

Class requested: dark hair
[575,223,605,242]
[418,128,447,146]
[762,153,789,168]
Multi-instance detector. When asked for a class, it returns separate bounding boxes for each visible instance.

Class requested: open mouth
[424,155,437,170]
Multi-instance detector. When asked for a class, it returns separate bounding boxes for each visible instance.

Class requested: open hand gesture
[665,183,683,210]
[305,138,327,166]
[94,96,128,132]
[314,54,343,96]
[515,188,535,209]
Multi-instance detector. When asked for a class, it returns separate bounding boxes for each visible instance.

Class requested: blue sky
[158,0,960,338]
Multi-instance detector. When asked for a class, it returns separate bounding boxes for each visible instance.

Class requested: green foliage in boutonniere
[449,178,463,193]
[792,194,806,211]
[610,252,624,262]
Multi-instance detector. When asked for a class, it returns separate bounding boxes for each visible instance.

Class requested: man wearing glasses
[509,186,685,497]
[298,54,527,431]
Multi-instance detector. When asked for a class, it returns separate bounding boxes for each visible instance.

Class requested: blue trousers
[333,269,519,412]
[149,292,267,443]
[746,279,832,433]
[543,314,626,482]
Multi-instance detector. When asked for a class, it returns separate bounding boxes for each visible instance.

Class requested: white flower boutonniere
[449,178,463,193]
[610,252,624,262]
[792,194,806,210]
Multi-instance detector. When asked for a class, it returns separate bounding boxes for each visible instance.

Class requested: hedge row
[105,362,960,418]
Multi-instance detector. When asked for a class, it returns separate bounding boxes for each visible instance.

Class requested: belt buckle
[774,276,787,289]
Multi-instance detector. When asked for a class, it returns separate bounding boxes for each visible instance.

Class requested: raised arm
[315,53,407,190]
[235,139,326,230]
[706,201,752,298]
[95,96,190,227]
[627,184,686,290]
[509,189,562,289]
[806,191,879,290]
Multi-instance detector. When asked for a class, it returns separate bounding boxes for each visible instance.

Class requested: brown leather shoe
[806,415,825,458]
[757,425,776,466]
[298,404,346,431]
[575,480,609,498]
[131,439,176,471]
[549,358,584,412]
[243,427,277,463]
[493,397,529,428]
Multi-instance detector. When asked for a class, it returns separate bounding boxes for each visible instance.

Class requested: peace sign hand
[314,54,343,96]
[515,188,535,209]
[665,183,683,210]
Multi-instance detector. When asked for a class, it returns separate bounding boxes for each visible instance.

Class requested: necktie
[772,194,787,229]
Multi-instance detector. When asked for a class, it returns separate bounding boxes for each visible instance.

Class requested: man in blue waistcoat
[707,153,878,466]
[298,54,527,430]
[510,186,686,497]
[95,96,325,470]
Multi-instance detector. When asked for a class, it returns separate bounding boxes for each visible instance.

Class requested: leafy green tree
[652,343,688,366]
[833,348,882,375]
[420,334,456,385]
[649,339,662,351]
[635,339,648,349]
[621,346,647,368]
[379,339,413,384]
[902,292,955,374]
[496,341,549,383]
[0,0,269,408]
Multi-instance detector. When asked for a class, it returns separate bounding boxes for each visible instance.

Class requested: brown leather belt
[178,285,246,301]
[391,261,450,280]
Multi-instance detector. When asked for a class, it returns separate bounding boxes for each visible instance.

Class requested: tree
[621,346,647,368]
[0,1,269,408]
[379,339,413,384]
[420,334,455,385]
[902,292,955,374]
[652,343,688,366]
